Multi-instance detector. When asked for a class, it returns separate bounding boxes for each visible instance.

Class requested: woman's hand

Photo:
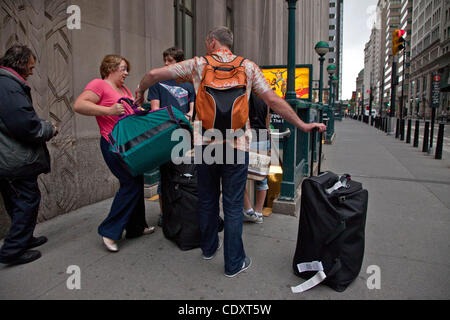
[109,103,125,116]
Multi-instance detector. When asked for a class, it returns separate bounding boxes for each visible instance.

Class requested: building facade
[328,0,344,101]
[409,0,450,119]
[363,25,382,115]
[382,0,402,115]
[0,0,331,236]
[356,69,365,114]
[396,0,413,117]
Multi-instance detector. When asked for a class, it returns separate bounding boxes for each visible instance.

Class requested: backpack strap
[234,56,246,67]
[204,55,246,69]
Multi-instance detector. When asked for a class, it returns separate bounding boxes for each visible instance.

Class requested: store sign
[431,73,441,108]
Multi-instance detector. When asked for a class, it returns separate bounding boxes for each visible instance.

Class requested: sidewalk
[0,119,449,300]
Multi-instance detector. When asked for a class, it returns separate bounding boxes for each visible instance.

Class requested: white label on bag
[297,261,324,273]
[291,271,327,293]
[291,261,326,293]
[325,181,343,194]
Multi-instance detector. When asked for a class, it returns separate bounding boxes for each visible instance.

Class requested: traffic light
[392,29,406,56]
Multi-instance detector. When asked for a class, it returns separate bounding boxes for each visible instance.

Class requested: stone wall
[0,0,174,238]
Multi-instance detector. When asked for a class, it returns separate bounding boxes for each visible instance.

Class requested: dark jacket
[0,67,55,178]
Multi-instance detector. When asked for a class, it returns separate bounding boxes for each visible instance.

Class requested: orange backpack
[195,55,248,135]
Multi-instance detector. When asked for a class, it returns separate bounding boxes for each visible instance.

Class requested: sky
[342,0,379,100]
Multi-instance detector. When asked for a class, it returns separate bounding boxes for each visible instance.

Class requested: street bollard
[435,123,444,160]
[395,118,400,139]
[406,119,412,144]
[413,120,420,147]
[422,121,430,153]
[430,118,435,150]
[400,119,405,141]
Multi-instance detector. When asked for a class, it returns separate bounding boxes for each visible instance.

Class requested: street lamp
[332,76,338,108]
[314,41,329,104]
[325,65,337,143]
[313,41,329,163]
[327,64,337,75]
[332,76,338,86]
[327,64,336,105]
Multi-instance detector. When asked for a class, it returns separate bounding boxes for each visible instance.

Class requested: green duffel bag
[108,98,192,176]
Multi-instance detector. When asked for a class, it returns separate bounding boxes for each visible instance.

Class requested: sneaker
[225,256,252,278]
[202,240,222,260]
[243,209,263,224]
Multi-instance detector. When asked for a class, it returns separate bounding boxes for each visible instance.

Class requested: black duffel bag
[291,171,368,293]
[160,160,223,251]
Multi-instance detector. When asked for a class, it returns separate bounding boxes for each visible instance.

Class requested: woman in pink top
[74,54,155,252]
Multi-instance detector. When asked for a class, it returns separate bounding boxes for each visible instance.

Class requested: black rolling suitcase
[291,130,368,293]
[160,161,223,251]
[160,161,201,250]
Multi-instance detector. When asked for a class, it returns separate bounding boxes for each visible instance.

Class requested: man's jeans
[197,145,249,275]
[0,176,40,260]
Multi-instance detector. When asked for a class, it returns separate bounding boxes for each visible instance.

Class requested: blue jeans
[197,145,249,275]
[0,176,40,260]
[99,137,148,240]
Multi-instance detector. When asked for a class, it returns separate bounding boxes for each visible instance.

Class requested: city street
[1,118,449,301]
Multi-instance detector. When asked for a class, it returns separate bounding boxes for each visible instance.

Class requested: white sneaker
[243,209,263,224]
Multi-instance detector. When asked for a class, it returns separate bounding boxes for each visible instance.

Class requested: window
[226,0,234,34]
[174,0,195,59]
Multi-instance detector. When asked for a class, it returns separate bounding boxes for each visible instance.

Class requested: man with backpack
[135,26,326,277]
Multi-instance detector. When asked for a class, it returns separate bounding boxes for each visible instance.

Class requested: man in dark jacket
[0,45,58,265]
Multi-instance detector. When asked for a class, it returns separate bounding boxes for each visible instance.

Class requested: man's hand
[305,122,327,132]
[314,122,327,132]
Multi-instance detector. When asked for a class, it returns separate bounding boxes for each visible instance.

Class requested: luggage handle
[309,128,324,177]
[117,97,151,118]
[325,175,351,194]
